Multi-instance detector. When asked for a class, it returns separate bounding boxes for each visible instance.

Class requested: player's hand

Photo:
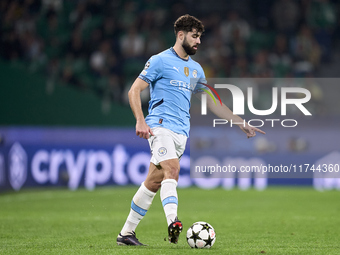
[136,120,154,139]
[239,123,266,139]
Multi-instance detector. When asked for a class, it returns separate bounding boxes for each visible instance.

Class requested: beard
[182,37,197,55]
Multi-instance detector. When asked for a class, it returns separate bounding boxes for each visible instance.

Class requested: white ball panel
[198,229,209,239]
[187,238,195,248]
[196,239,206,248]
[192,224,203,233]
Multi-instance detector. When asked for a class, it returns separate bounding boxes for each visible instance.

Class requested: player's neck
[173,44,189,60]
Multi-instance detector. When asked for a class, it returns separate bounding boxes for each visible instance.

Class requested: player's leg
[117,163,161,246]
[158,158,183,244]
[147,128,181,226]
[117,127,186,245]
[151,129,186,244]
[159,158,180,224]
[144,162,164,192]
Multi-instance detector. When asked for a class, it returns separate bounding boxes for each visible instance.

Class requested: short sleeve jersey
[138,47,206,137]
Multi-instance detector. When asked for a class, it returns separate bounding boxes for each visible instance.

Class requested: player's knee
[166,165,180,180]
[171,166,180,176]
[160,160,180,179]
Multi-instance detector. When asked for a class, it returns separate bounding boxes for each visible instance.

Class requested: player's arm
[128,78,154,139]
[196,91,266,138]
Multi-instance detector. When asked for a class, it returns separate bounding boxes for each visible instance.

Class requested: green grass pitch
[1,186,339,254]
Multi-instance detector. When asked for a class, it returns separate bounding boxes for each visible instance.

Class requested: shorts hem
[151,156,178,166]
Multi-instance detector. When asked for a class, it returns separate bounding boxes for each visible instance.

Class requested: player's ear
[177,31,185,41]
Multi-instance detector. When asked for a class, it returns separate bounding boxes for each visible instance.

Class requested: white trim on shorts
[148,127,187,166]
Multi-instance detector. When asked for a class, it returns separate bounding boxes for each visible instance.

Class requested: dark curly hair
[174,14,205,35]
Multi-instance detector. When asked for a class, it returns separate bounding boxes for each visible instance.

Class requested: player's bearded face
[182,34,198,55]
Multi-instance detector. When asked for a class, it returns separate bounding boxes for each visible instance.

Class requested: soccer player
[117,14,265,246]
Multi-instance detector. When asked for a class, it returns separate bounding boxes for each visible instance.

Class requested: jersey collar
[170,47,190,62]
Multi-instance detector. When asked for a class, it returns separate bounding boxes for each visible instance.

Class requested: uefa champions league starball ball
[186,221,216,248]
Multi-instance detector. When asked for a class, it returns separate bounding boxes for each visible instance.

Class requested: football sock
[160,179,178,225]
[121,182,156,235]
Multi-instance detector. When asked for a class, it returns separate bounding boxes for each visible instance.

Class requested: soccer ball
[186,221,216,248]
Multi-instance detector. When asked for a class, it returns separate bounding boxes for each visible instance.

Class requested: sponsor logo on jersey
[170,80,195,91]
[184,67,189,77]
[173,66,180,73]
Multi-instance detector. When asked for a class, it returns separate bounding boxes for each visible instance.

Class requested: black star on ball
[204,234,213,247]
[201,223,211,231]
[189,230,201,243]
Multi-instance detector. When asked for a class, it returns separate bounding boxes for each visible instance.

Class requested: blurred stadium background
[1,0,340,192]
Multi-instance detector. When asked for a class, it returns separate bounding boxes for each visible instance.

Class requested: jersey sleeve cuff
[193,88,204,94]
[138,75,152,84]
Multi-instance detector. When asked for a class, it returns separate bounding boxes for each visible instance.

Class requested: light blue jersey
[138,47,206,137]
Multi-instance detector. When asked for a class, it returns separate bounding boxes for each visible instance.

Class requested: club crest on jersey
[158,147,167,156]
[193,69,197,78]
[184,67,189,77]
